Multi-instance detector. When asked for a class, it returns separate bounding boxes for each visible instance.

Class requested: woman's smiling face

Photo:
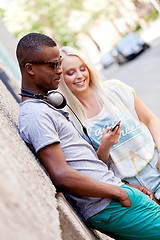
[62,55,90,96]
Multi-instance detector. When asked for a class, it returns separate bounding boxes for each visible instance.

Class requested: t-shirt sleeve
[102,79,135,109]
[27,111,60,153]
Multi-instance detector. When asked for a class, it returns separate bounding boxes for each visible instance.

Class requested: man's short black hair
[16,32,57,67]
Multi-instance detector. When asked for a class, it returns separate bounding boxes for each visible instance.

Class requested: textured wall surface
[0,81,62,240]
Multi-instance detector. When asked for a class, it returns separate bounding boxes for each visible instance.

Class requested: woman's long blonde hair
[59,46,132,130]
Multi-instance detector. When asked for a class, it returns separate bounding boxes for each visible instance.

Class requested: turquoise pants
[87,185,160,240]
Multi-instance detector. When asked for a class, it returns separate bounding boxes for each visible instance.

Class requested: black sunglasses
[24,56,62,70]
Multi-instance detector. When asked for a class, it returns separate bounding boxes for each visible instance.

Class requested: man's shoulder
[20,99,54,115]
[19,100,54,126]
[20,99,48,109]
[19,99,69,128]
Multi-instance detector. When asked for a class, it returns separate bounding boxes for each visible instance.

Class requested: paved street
[100,22,160,119]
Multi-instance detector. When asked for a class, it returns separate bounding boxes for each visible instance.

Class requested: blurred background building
[0,17,20,102]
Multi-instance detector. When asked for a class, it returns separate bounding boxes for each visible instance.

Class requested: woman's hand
[156,153,160,172]
[127,184,154,199]
[96,124,121,163]
[101,124,121,149]
[127,184,160,205]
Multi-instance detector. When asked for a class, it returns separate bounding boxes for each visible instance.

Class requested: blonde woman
[60,46,160,201]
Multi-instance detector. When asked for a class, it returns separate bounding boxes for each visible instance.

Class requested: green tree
[1,0,121,49]
[1,0,152,50]
[1,0,82,47]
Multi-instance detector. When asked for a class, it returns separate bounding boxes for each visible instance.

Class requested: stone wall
[0,81,62,240]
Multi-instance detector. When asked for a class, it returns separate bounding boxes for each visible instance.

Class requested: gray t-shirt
[19,99,122,220]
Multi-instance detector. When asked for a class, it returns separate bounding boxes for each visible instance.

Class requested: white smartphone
[111,120,121,132]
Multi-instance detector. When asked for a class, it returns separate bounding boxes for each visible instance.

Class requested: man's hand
[117,188,131,207]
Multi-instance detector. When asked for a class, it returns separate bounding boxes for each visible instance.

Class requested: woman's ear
[25,63,35,75]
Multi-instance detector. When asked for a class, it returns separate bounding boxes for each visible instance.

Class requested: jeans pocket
[87,208,111,227]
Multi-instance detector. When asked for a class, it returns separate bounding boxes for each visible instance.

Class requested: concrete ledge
[56,192,114,240]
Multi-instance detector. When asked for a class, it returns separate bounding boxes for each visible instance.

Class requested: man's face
[32,46,62,93]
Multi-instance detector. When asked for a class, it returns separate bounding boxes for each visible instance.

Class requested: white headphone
[20,88,66,109]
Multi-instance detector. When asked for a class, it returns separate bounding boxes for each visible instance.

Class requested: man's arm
[38,142,131,207]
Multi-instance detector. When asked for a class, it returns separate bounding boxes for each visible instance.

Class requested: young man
[17,33,160,240]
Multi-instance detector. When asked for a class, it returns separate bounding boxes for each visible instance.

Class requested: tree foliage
[0,0,119,48]
[0,0,156,50]
[1,0,81,47]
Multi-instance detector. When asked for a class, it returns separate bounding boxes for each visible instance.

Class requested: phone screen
[111,120,121,132]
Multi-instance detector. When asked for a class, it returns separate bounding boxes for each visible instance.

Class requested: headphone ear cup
[47,91,67,109]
